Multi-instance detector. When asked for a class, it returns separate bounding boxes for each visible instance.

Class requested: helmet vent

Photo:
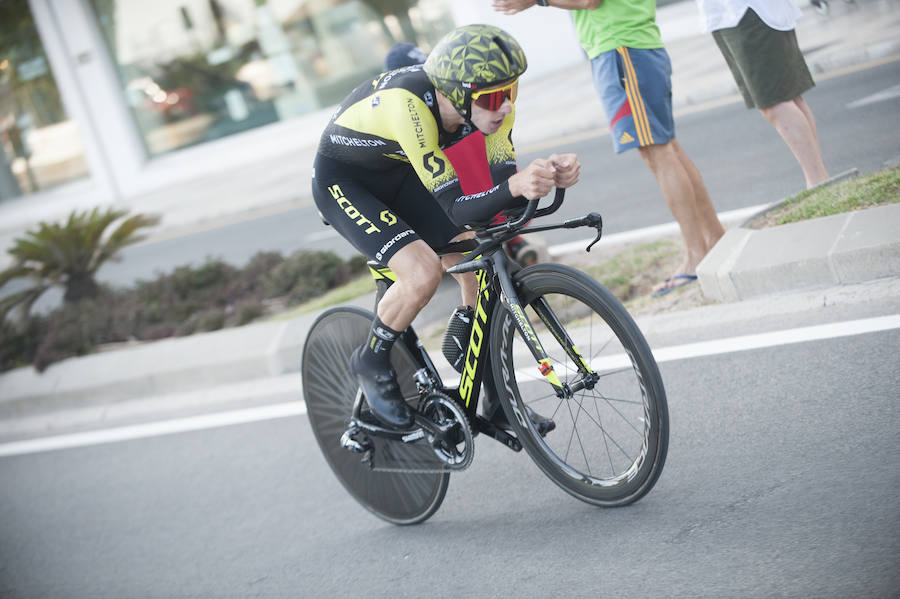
[492,36,514,66]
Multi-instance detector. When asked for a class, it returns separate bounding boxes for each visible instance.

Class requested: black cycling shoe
[349,347,414,429]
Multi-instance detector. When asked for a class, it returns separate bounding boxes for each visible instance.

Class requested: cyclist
[312,24,581,429]
[384,41,548,268]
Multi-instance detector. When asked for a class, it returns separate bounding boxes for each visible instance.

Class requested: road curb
[0,316,312,419]
[698,203,900,302]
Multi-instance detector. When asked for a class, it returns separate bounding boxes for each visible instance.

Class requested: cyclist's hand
[549,153,581,189]
[508,158,556,200]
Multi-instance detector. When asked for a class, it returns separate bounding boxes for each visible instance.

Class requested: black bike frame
[365,189,605,451]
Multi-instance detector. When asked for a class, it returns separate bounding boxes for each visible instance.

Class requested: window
[90,0,454,156]
[0,0,89,200]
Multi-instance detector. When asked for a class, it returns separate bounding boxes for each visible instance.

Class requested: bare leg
[671,139,724,251]
[639,140,723,291]
[378,240,443,331]
[378,233,478,332]
[441,232,478,308]
[793,96,821,148]
[761,98,829,188]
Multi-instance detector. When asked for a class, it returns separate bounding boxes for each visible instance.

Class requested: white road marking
[1,314,898,458]
[847,83,900,109]
[649,314,900,364]
[0,403,306,458]
[512,314,900,384]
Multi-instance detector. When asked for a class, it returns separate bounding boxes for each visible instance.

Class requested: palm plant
[0,207,160,323]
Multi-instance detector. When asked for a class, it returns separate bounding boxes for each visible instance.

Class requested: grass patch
[268,275,375,321]
[752,166,900,228]
[579,238,683,304]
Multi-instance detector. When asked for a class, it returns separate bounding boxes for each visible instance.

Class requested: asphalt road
[1,321,898,597]
[97,59,900,284]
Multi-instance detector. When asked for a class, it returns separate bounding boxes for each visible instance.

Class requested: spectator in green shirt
[493,0,725,296]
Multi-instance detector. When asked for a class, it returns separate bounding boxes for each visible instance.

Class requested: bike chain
[370,465,453,474]
[362,391,474,474]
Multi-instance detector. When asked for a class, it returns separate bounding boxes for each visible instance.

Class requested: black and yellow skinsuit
[311,64,524,264]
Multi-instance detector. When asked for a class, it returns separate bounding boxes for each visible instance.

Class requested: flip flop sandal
[651,274,698,297]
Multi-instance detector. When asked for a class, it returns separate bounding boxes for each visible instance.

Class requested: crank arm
[473,415,522,452]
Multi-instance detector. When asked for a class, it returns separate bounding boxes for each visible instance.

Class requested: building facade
[0,0,587,235]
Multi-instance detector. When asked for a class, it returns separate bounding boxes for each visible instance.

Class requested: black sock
[360,316,400,367]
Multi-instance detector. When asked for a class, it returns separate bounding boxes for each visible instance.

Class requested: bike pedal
[340,427,373,454]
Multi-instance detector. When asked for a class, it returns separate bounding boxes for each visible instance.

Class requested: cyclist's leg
[392,169,478,307]
[313,157,438,428]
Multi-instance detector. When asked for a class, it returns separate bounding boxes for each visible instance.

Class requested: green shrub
[262,250,345,301]
[0,248,365,372]
[233,301,265,326]
[0,208,159,323]
[0,318,43,371]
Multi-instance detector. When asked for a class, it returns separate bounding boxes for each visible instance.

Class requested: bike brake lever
[584,213,603,252]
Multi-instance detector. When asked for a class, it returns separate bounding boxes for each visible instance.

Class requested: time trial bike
[301,189,668,525]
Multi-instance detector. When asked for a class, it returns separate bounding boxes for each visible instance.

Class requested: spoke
[563,398,579,463]
[568,394,605,430]
[571,393,636,462]
[588,334,616,365]
[594,394,616,476]
[563,392,592,475]
[593,366,633,379]
[516,382,558,404]
[592,391,644,406]
[517,378,566,421]
[593,390,646,437]
[546,395,566,421]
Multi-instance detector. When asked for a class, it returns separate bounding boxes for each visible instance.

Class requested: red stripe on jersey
[443,132,492,196]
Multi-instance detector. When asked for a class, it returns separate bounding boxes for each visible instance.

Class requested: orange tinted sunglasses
[471,79,518,111]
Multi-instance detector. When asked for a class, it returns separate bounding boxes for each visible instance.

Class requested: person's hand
[548,153,581,188]
[491,0,536,15]
[508,158,556,200]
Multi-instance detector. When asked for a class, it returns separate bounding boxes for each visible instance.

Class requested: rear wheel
[491,264,668,507]
[302,307,449,525]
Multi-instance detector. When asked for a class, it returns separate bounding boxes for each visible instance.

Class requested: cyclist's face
[469,81,515,134]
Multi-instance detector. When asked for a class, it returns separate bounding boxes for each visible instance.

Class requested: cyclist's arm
[390,94,526,228]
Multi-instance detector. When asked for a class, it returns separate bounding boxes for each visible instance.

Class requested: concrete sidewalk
[1,0,899,444]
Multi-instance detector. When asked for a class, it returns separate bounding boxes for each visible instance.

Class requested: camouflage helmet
[424,24,527,114]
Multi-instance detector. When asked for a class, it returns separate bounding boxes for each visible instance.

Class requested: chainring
[419,391,474,471]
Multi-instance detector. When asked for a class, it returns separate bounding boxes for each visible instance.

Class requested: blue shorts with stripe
[590,47,675,153]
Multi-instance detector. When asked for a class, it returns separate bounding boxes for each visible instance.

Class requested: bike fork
[494,258,599,398]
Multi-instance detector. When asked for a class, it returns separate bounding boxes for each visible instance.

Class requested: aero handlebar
[491,187,566,233]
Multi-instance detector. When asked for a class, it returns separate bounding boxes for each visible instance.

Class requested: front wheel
[491,264,668,507]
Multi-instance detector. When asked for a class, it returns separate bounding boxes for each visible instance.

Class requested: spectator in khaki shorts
[697,0,830,188]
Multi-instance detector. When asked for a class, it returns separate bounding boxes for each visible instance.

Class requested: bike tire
[490,264,668,507]
[302,306,449,525]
